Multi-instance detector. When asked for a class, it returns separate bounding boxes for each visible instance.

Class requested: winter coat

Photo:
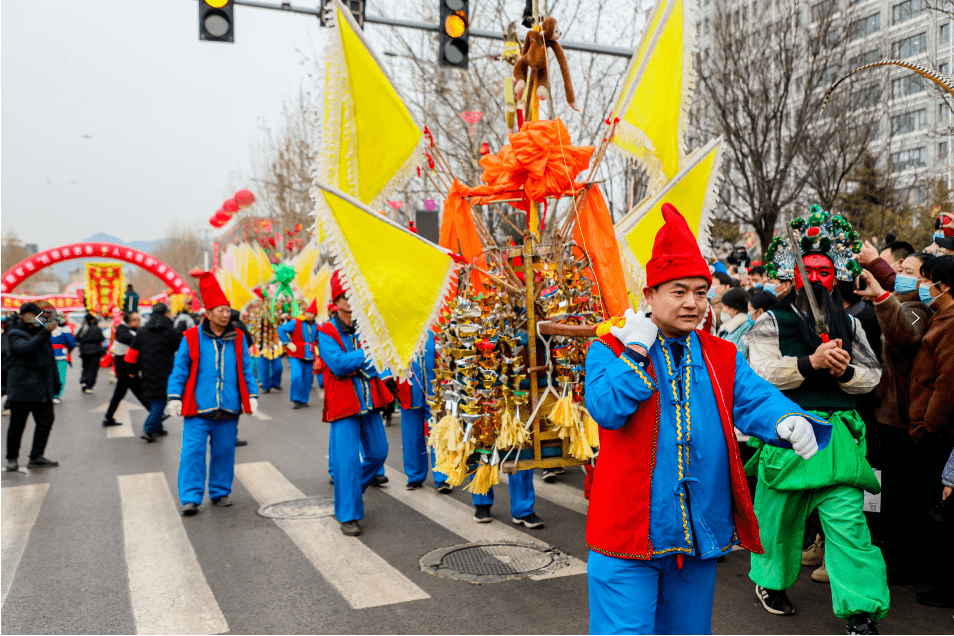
[76,322,106,357]
[6,318,60,402]
[173,312,195,333]
[872,291,933,430]
[908,302,954,442]
[125,314,183,401]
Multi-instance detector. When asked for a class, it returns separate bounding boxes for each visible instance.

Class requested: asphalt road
[2,362,951,635]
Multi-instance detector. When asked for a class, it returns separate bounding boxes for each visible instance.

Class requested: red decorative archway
[1,242,194,296]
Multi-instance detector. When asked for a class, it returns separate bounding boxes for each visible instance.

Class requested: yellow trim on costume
[621,355,656,391]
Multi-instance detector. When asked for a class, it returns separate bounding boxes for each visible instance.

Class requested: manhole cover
[257,496,334,519]
[420,541,570,584]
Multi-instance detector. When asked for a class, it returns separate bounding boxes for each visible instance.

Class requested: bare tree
[127,223,207,297]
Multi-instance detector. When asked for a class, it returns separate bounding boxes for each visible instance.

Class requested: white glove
[776,416,818,460]
[168,399,183,417]
[249,398,258,416]
[609,308,659,350]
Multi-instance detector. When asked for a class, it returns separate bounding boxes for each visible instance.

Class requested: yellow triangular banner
[294,240,322,292]
[610,0,696,193]
[314,183,458,378]
[318,0,424,209]
[215,269,257,310]
[615,136,724,303]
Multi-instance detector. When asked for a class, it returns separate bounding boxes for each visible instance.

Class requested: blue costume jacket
[318,316,383,414]
[278,319,317,361]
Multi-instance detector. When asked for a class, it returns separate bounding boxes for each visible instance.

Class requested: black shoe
[436,482,453,493]
[182,502,199,516]
[292,402,302,410]
[916,587,954,608]
[272,386,282,392]
[102,417,120,427]
[262,389,271,394]
[212,495,233,507]
[161,413,170,422]
[406,481,423,490]
[541,467,565,483]
[474,505,492,523]
[370,474,389,487]
[299,402,310,408]
[141,431,157,443]
[340,520,361,536]
[513,513,545,528]
[235,438,248,447]
[329,476,334,485]
[846,615,879,635]
[756,585,795,616]
[155,429,169,437]
[27,456,59,468]
[6,459,18,472]
[384,417,392,427]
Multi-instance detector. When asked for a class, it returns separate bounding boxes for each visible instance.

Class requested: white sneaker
[52,398,61,404]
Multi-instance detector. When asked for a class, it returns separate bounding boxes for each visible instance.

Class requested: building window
[705,18,710,35]
[849,49,881,69]
[850,13,881,41]
[851,84,882,108]
[890,147,926,171]
[891,109,927,134]
[892,32,927,58]
[892,0,924,25]
[940,23,951,44]
[812,1,833,22]
[940,141,949,159]
[941,62,951,77]
[892,73,925,98]
[940,103,951,124]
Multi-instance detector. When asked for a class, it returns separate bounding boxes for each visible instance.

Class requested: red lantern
[286,239,294,251]
[235,189,256,207]
[268,236,277,248]
[223,198,240,214]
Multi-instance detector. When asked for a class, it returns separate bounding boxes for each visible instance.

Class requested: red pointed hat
[305,298,319,315]
[330,271,346,302]
[190,269,230,309]
[327,303,336,313]
[645,203,712,289]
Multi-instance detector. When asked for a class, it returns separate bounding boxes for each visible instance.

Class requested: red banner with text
[85,263,125,315]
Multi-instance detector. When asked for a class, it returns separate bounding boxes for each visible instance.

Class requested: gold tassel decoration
[582,409,601,449]
[548,394,579,441]
[464,461,499,495]
[429,414,462,473]
[594,315,626,338]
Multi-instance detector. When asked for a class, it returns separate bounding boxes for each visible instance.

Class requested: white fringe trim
[608,121,668,196]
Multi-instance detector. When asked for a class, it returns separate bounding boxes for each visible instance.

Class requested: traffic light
[199,0,234,43]
[319,0,366,29]
[439,0,469,69]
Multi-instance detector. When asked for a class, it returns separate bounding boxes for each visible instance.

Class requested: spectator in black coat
[125,303,182,441]
[5,304,61,470]
[103,312,149,427]
[76,313,105,393]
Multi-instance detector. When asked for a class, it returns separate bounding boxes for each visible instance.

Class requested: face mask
[763,283,777,296]
[894,274,918,295]
[746,312,755,324]
[919,282,940,306]
[720,311,732,325]
[707,287,718,300]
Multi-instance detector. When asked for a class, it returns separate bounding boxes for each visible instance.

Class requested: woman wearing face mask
[717,288,751,351]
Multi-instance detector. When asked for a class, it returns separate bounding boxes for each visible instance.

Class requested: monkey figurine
[513,16,577,112]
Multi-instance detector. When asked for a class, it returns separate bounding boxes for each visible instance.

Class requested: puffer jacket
[125,314,183,401]
[76,322,105,356]
[909,302,954,441]
[6,317,60,402]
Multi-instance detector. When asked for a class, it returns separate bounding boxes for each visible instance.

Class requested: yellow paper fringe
[548,396,595,461]
[496,409,530,450]
[583,410,601,448]
[464,462,499,495]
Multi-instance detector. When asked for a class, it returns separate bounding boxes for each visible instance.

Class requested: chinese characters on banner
[0,294,86,311]
[85,263,124,315]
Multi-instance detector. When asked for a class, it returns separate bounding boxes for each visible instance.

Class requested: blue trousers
[588,550,718,635]
[178,416,239,506]
[260,357,283,391]
[400,408,447,486]
[143,399,167,434]
[330,412,388,523]
[289,357,313,404]
[472,468,534,518]
[329,432,385,478]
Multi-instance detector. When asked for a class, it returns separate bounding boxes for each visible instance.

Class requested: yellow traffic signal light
[444,12,467,38]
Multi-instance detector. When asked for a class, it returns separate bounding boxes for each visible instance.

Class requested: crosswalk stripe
[107,401,136,439]
[499,471,589,516]
[381,466,587,580]
[1,483,50,608]
[235,461,430,609]
[251,408,273,421]
[118,472,228,635]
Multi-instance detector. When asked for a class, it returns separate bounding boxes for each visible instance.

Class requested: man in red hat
[278,298,319,409]
[583,203,832,634]
[167,271,258,516]
[318,271,393,536]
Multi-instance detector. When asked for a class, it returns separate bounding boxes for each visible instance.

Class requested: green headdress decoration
[765,204,863,282]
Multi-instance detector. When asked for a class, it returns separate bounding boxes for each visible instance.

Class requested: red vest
[287,319,316,360]
[318,322,393,422]
[180,326,252,418]
[586,330,763,559]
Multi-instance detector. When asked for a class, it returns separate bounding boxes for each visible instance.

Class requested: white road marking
[91,400,140,438]
[235,461,429,609]
[1,483,50,608]
[251,408,273,421]
[381,466,587,580]
[118,472,228,635]
[499,471,589,516]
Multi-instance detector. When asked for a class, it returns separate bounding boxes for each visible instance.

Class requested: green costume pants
[55,360,68,399]
[749,480,889,621]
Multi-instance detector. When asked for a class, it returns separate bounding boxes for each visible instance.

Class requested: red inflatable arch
[1,242,194,296]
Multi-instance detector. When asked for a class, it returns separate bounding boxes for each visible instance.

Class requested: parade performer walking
[398,330,450,491]
[584,204,831,635]
[318,272,393,536]
[746,207,888,635]
[49,319,75,404]
[278,299,318,409]
[167,271,258,516]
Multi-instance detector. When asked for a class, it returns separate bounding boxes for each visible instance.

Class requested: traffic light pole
[229,0,634,58]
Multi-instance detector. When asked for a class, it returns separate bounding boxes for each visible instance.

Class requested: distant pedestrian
[167,272,257,515]
[173,309,195,333]
[278,299,319,409]
[4,304,61,471]
[123,284,139,313]
[103,312,149,426]
[124,303,182,441]
[49,320,76,404]
[76,313,105,393]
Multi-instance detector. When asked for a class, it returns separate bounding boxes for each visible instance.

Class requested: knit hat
[330,271,346,302]
[305,298,319,315]
[645,203,713,288]
[19,302,41,316]
[190,269,230,309]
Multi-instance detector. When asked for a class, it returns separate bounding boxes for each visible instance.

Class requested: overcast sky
[2,0,329,251]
